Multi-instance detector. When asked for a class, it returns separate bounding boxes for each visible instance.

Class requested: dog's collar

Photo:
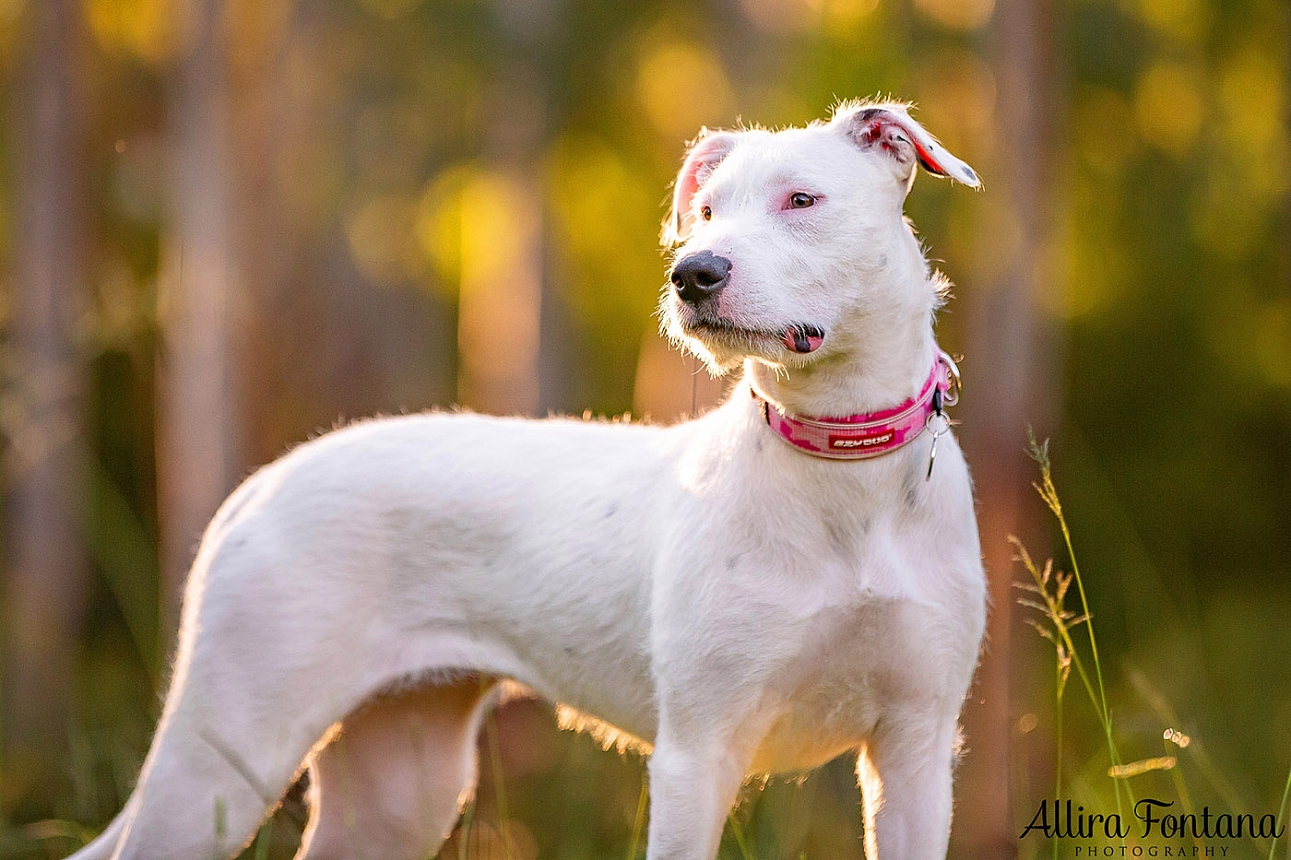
[754,350,960,461]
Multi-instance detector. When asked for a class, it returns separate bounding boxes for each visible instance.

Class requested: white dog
[69,101,986,860]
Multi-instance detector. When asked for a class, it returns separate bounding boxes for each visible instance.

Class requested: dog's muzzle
[670,251,731,305]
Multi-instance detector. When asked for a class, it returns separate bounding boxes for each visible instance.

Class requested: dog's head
[660,101,979,374]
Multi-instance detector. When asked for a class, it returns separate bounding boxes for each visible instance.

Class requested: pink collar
[756,350,960,460]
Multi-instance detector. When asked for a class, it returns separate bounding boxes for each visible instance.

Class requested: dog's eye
[700,205,713,221]
[788,192,816,209]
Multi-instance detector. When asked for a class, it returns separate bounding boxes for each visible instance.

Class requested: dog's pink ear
[839,104,980,188]
[665,129,740,244]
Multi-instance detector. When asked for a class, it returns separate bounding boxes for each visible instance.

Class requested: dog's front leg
[644,729,754,860]
[856,707,960,859]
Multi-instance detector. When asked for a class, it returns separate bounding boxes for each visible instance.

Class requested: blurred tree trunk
[156,0,242,640]
[0,0,90,801]
[952,0,1060,856]
[222,0,299,462]
[456,0,566,416]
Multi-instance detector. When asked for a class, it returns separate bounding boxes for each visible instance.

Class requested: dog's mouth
[679,312,826,355]
[781,324,825,354]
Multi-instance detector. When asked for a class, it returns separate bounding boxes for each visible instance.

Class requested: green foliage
[1016,444,1291,858]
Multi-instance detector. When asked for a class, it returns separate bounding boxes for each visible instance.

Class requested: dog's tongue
[783,326,824,354]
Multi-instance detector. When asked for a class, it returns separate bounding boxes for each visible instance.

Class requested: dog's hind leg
[68,511,400,859]
[295,679,496,860]
[73,620,370,860]
[65,638,358,860]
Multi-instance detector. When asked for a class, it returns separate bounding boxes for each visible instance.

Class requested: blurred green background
[0,0,1287,857]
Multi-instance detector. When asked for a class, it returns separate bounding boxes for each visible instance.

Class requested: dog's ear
[664,129,740,245]
[836,103,980,189]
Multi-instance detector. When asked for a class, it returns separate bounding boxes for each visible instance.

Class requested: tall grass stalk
[1155,730,1203,852]
[1271,763,1291,860]
[1013,538,1101,849]
[1052,667,1064,860]
[1013,541,1075,860]
[625,777,648,860]
[482,710,515,860]
[726,810,754,860]
[251,820,272,860]
[456,797,476,860]
[1019,434,1135,826]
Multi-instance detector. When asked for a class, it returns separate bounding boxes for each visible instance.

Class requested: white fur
[68,102,986,860]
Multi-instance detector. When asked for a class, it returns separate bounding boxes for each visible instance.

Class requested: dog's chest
[747,589,947,773]
[656,449,983,774]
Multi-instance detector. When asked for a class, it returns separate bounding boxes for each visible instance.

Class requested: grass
[481,709,514,859]
[1274,769,1291,860]
[1015,435,1291,859]
[1016,433,1135,833]
[726,811,754,860]
[624,777,648,860]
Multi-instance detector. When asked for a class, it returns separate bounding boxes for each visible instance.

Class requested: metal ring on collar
[937,351,961,407]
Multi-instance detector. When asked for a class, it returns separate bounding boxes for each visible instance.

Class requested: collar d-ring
[937,350,961,408]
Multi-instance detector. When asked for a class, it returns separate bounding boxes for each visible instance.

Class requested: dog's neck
[747,290,938,420]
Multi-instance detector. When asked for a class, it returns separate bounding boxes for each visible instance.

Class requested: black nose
[670,251,732,305]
